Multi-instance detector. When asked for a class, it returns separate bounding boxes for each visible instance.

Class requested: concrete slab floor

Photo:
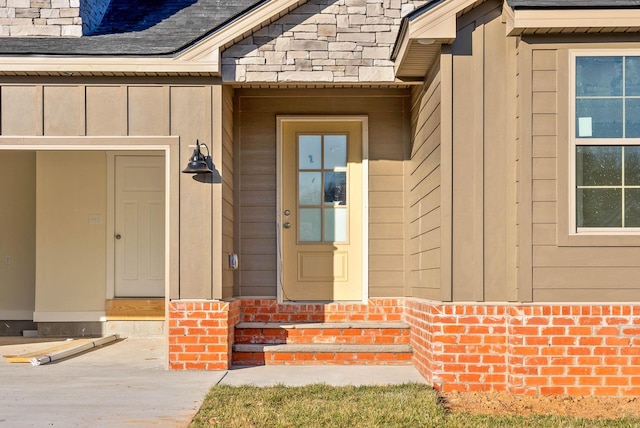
[0,337,428,427]
[0,337,225,428]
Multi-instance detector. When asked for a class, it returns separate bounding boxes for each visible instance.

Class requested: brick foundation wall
[168,297,640,396]
[406,298,640,397]
[168,300,239,370]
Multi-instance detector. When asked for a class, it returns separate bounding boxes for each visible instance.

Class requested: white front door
[114,155,165,297]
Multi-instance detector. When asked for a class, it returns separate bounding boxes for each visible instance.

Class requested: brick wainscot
[168,298,640,397]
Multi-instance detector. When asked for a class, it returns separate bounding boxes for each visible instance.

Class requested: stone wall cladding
[0,0,82,36]
[221,0,427,83]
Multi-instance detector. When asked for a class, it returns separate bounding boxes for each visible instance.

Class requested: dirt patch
[442,391,640,419]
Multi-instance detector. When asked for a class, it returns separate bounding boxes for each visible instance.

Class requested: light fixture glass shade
[182,140,213,174]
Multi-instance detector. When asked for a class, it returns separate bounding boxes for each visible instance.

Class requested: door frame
[276,116,369,303]
[106,151,166,299]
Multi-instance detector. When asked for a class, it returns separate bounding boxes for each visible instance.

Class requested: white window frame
[570,50,640,235]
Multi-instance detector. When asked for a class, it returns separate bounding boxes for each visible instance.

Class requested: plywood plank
[5,338,96,363]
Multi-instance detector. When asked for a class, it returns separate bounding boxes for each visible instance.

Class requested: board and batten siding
[407,71,442,300]
[0,80,221,300]
[447,2,517,302]
[235,88,410,298]
[523,40,640,302]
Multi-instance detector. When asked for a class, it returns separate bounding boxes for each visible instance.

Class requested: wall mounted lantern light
[182,140,213,174]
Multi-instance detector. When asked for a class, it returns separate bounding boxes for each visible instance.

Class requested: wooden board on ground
[4,338,96,362]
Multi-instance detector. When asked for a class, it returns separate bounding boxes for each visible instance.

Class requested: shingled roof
[0,0,265,56]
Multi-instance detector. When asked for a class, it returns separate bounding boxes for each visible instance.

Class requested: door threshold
[105,299,165,320]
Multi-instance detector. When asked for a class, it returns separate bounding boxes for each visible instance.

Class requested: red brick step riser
[234,326,410,345]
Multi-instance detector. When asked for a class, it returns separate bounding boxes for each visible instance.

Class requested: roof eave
[393,0,484,79]
[505,5,640,35]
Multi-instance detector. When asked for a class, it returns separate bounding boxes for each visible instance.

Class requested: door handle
[283,222,291,229]
[115,234,122,239]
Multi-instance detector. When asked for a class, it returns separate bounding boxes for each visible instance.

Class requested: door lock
[115,234,122,239]
[283,222,291,229]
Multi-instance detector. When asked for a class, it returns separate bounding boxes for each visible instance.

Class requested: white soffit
[394,0,485,78]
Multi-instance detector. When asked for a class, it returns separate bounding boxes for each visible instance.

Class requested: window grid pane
[574,55,640,230]
[297,133,349,243]
[575,146,640,228]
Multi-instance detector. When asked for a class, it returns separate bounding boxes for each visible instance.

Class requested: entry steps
[232,321,413,366]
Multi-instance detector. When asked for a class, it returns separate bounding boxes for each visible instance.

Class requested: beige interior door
[114,155,165,297]
[281,121,363,301]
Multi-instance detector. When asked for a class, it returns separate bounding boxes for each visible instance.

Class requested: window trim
[569,50,640,237]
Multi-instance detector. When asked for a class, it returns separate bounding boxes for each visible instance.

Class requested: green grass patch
[190,383,640,428]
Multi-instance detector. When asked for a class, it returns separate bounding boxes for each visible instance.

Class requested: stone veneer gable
[0,0,85,37]
[221,0,428,83]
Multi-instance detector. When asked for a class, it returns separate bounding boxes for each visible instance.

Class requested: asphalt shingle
[0,0,264,56]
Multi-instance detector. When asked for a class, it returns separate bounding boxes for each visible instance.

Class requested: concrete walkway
[0,337,426,427]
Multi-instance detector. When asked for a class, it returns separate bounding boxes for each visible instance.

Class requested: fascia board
[508,8,640,35]
[0,54,219,76]
[394,0,471,77]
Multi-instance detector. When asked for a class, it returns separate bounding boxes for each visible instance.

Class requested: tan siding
[43,86,85,136]
[86,86,127,136]
[528,41,640,302]
[1,85,42,135]
[172,86,214,299]
[222,86,235,299]
[236,88,410,298]
[128,86,170,136]
[407,69,441,300]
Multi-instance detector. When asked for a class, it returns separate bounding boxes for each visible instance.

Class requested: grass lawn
[189,383,640,427]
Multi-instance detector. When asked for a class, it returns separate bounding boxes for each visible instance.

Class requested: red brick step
[233,343,413,366]
[232,321,413,366]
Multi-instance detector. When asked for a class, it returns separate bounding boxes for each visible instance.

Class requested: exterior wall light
[182,140,213,174]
